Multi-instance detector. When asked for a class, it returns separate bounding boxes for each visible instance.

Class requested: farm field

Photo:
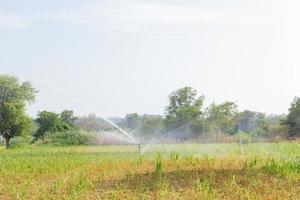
[0,143,299,200]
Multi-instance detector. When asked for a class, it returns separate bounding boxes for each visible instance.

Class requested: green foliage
[170,152,179,161]
[124,113,141,130]
[206,101,238,134]
[267,124,288,140]
[195,178,214,198]
[236,111,287,140]
[164,87,205,133]
[155,154,163,182]
[262,158,300,177]
[60,110,77,128]
[237,110,267,133]
[0,75,37,148]
[236,131,252,144]
[34,111,70,141]
[9,137,30,148]
[37,131,93,146]
[0,75,36,103]
[117,114,164,138]
[140,115,164,138]
[75,114,111,132]
[283,97,300,137]
[0,144,298,199]
[190,118,210,135]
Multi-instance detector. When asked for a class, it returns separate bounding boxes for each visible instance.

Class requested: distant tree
[0,75,37,148]
[254,113,270,136]
[237,110,268,133]
[237,110,258,132]
[75,113,103,132]
[60,110,77,128]
[267,114,286,125]
[206,101,238,134]
[283,97,300,137]
[124,113,142,130]
[164,87,205,133]
[140,115,164,138]
[115,114,163,138]
[34,111,69,140]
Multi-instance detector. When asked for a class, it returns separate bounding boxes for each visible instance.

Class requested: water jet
[32,80,139,145]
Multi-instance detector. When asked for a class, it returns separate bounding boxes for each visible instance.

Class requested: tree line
[115,87,288,142]
[0,75,300,148]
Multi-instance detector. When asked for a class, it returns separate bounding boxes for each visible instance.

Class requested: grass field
[0,143,299,200]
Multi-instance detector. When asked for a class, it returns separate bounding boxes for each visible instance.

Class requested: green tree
[60,110,77,128]
[0,75,37,148]
[140,115,164,138]
[283,97,300,137]
[164,87,205,132]
[237,110,268,133]
[75,113,105,132]
[206,101,238,134]
[124,113,141,130]
[34,111,69,141]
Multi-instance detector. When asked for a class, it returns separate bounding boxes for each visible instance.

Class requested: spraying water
[92,131,138,145]
[100,118,138,144]
[140,124,191,154]
[32,80,139,144]
[28,80,216,156]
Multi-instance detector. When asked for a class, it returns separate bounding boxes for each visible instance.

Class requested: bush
[236,131,252,145]
[9,137,30,148]
[36,131,94,146]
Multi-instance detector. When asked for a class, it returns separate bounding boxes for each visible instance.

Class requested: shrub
[37,131,93,146]
[236,131,252,144]
[9,137,30,148]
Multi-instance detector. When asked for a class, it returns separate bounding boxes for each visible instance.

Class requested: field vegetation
[0,143,299,200]
[1,75,300,199]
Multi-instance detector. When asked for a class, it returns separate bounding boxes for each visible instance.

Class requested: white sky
[1,0,300,117]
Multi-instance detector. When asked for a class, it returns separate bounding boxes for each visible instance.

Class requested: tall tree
[60,110,77,127]
[34,111,69,141]
[75,113,103,132]
[164,87,205,131]
[140,115,164,138]
[206,101,238,134]
[0,75,37,148]
[283,97,300,137]
[237,110,268,133]
[124,113,141,130]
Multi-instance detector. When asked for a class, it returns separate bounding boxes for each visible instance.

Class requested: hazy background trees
[116,113,164,139]
[75,114,114,132]
[205,102,238,135]
[1,74,300,147]
[109,87,292,142]
[28,86,300,144]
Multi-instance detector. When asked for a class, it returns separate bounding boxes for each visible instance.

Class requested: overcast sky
[1,0,300,117]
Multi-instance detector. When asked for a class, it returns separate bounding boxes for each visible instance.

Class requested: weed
[155,154,164,182]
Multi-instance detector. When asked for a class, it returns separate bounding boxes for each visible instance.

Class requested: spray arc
[32,80,140,151]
